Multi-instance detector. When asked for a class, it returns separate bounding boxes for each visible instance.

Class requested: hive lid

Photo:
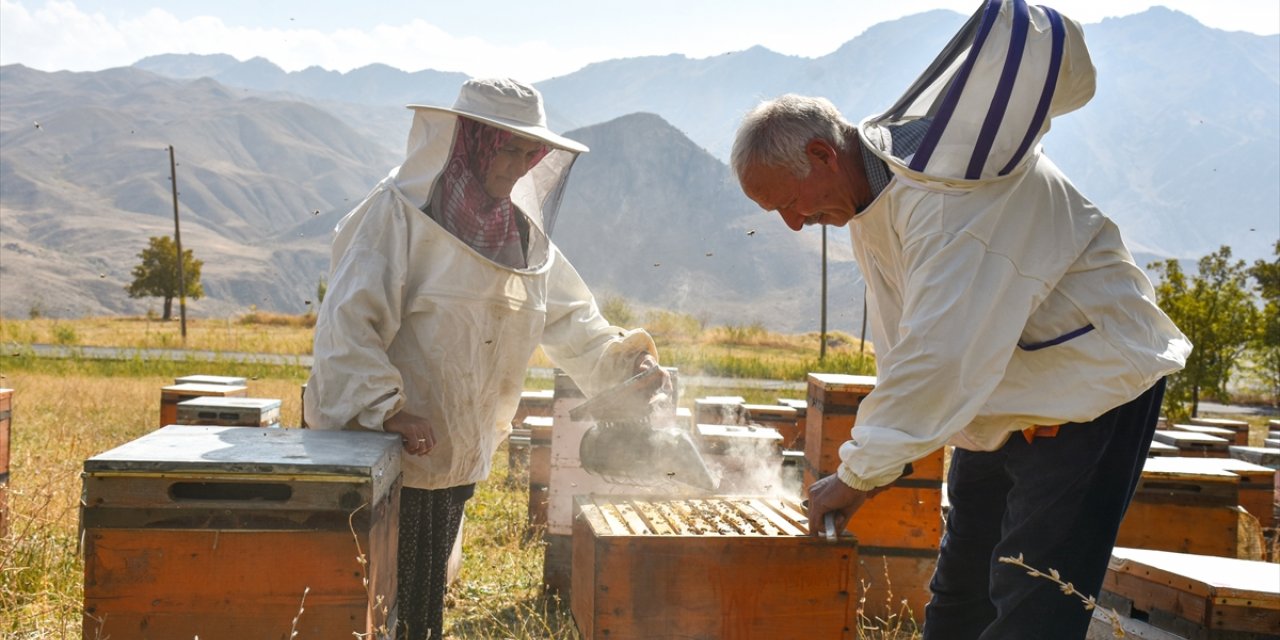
[84,425,400,481]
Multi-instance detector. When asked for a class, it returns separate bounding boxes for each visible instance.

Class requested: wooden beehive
[512,388,554,429]
[526,415,553,530]
[695,396,746,426]
[1101,547,1280,639]
[1187,417,1251,447]
[81,425,401,640]
[1230,445,1280,469]
[743,403,802,449]
[1117,457,1240,558]
[1172,422,1242,446]
[174,374,248,386]
[695,423,784,494]
[1152,457,1278,530]
[803,373,940,621]
[571,495,856,640]
[1152,429,1231,458]
[159,382,248,428]
[0,388,11,537]
[1146,440,1180,457]
[176,396,281,428]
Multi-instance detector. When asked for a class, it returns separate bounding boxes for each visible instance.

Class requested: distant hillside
[126,8,1279,266]
[0,64,396,318]
[2,6,1276,330]
[556,113,863,331]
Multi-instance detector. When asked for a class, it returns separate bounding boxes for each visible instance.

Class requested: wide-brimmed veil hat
[407,77,588,154]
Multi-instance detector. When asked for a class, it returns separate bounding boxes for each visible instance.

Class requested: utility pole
[169,145,187,342]
[820,226,828,361]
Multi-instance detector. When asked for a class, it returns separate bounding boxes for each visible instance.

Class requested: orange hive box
[1101,546,1280,638]
[1172,422,1243,447]
[571,495,857,640]
[526,415,554,531]
[743,403,802,449]
[159,382,247,428]
[176,396,281,428]
[81,425,401,640]
[1143,456,1278,530]
[1152,429,1231,458]
[804,373,941,623]
[512,388,554,429]
[1117,457,1240,558]
[1187,417,1251,447]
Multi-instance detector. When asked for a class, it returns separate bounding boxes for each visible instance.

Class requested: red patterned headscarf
[432,118,549,265]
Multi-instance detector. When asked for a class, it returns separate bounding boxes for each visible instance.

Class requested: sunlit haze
[2,0,1276,82]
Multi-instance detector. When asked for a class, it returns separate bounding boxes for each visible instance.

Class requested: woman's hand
[384,411,436,456]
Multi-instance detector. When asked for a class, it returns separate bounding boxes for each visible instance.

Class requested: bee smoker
[570,367,719,493]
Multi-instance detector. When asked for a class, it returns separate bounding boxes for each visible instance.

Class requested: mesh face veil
[393,108,580,270]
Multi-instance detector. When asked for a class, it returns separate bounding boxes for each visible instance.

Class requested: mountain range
[1,7,1276,333]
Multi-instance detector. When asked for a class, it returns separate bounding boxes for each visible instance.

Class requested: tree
[126,235,204,320]
[1150,246,1258,418]
[1245,240,1280,405]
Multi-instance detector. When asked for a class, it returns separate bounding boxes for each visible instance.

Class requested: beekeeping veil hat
[393,77,587,238]
[860,0,1095,182]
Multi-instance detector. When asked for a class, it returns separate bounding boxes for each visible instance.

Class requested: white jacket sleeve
[539,247,657,396]
[838,226,1049,490]
[305,194,409,431]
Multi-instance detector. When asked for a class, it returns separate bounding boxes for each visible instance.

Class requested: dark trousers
[397,484,474,640]
[922,379,1165,640]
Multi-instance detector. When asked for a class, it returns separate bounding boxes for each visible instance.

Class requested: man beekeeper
[730,1,1191,637]
[305,77,665,640]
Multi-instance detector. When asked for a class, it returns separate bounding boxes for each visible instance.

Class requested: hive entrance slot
[169,481,292,502]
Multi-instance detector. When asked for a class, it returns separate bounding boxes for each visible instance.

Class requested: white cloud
[0,0,617,80]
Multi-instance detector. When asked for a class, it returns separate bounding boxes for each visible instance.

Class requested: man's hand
[806,474,881,537]
[633,353,673,398]
[384,411,436,456]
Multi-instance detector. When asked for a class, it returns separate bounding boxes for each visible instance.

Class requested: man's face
[483,136,547,199]
[740,154,853,232]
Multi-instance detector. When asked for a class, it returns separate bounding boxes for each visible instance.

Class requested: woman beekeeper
[305,77,664,640]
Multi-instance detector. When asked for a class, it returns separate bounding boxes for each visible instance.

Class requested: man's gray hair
[731,94,851,179]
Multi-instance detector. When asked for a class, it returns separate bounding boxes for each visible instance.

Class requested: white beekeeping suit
[306,78,655,490]
[834,0,1190,489]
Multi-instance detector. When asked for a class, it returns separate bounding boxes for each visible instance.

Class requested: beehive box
[803,373,940,620]
[743,403,802,449]
[571,495,856,640]
[159,382,248,428]
[695,396,746,426]
[512,389,554,429]
[1151,457,1278,529]
[1100,547,1280,639]
[176,396,281,428]
[0,388,11,537]
[1146,440,1180,457]
[1172,423,1242,447]
[174,374,249,387]
[526,415,554,530]
[1230,446,1280,469]
[1152,429,1231,458]
[81,425,401,639]
[1187,417,1251,447]
[695,423,784,494]
[1117,457,1240,558]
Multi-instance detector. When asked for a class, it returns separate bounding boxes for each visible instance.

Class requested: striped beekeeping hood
[861,0,1096,183]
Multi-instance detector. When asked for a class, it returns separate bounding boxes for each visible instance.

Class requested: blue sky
[2,0,1277,82]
